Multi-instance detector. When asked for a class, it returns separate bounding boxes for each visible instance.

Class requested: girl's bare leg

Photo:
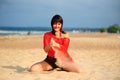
[62,63,81,73]
[29,61,53,72]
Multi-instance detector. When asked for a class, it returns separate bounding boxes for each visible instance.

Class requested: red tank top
[43,32,70,57]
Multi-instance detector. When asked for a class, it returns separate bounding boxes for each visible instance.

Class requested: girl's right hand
[50,38,60,48]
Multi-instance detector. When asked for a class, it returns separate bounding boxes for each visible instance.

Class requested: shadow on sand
[2,65,28,73]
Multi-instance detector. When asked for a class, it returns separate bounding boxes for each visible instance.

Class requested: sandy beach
[0,32,120,80]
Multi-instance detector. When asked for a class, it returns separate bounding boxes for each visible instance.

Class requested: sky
[0,0,120,28]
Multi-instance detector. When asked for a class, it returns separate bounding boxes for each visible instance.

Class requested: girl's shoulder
[44,32,53,38]
[62,32,69,38]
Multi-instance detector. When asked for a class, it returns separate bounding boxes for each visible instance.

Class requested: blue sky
[0,0,120,28]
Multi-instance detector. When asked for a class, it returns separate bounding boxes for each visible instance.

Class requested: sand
[0,32,120,80]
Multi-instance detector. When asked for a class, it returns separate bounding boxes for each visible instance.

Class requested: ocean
[0,26,99,36]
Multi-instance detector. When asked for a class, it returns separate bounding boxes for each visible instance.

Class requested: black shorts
[44,56,58,69]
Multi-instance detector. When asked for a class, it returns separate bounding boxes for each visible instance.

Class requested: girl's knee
[29,64,43,72]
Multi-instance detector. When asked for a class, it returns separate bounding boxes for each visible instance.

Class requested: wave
[0,30,46,36]
[0,26,100,36]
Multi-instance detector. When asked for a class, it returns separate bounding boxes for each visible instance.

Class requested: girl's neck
[55,31,61,38]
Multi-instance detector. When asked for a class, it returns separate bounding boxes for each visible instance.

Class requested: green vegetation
[99,28,107,33]
[107,24,120,33]
[99,24,120,33]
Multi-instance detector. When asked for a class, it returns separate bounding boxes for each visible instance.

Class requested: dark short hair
[51,14,63,27]
[51,14,65,35]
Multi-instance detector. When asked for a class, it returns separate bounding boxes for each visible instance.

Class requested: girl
[29,14,80,73]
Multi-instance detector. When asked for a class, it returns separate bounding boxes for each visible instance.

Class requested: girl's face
[53,22,62,32]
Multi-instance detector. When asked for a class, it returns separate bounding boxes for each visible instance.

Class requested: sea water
[0,26,99,36]
[0,26,51,36]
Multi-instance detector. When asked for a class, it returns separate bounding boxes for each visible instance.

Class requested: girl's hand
[50,38,60,48]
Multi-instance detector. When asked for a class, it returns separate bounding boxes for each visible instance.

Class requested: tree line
[99,24,120,33]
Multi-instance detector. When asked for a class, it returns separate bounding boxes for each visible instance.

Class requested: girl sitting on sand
[29,14,80,73]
